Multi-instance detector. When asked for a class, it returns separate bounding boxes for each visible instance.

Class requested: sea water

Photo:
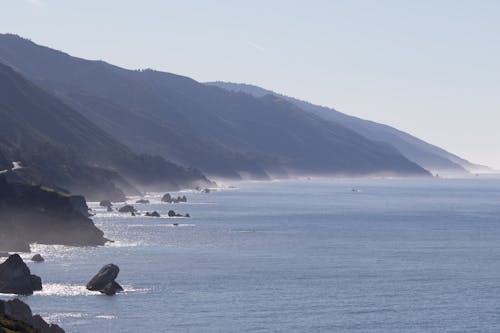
[10,178,500,332]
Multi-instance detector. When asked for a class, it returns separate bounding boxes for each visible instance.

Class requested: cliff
[0,175,106,252]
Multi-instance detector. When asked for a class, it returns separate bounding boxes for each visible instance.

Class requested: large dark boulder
[145,211,160,217]
[101,281,124,296]
[1,298,66,333]
[161,193,172,203]
[168,210,187,217]
[118,205,136,213]
[31,254,44,262]
[163,193,188,204]
[0,254,42,295]
[99,200,112,208]
[86,264,123,296]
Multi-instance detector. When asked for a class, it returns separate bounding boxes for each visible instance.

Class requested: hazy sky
[1,0,499,168]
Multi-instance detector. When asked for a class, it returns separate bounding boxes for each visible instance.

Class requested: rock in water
[31,254,44,262]
[86,264,123,296]
[136,199,150,204]
[161,193,172,203]
[99,200,112,208]
[0,254,42,295]
[101,281,124,296]
[145,211,161,217]
[168,210,176,217]
[118,205,136,213]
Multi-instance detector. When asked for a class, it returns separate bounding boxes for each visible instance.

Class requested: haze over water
[14,178,500,332]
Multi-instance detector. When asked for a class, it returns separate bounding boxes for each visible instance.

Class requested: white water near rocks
[8,178,500,332]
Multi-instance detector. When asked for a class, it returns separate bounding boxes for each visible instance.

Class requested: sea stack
[0,254,42,295]
[86,264,124,296]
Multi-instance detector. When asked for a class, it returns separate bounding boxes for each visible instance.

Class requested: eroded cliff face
[0,175,107,252]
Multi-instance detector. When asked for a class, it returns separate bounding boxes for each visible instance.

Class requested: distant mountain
[0,34,430,179]
[0,61,210,200]
[206,82,485,175]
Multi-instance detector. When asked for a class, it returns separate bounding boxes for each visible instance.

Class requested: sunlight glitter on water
[37,284,98,297]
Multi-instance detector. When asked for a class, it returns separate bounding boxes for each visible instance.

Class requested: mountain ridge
[0,60,211,200]
[0,34,432,179]
[206,81,486,175]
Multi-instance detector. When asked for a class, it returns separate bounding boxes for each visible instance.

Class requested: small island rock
[99,200,112,208]
[0,254,43,295]
[161,193,172,202]
[31,254,45,262]
[86,264,123,296]
[145,211,161,217]
[118,205,136,213]
[162,193,187,203]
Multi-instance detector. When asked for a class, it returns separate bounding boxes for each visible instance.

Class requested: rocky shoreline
[0,175,108,252]
[1,298,65,333]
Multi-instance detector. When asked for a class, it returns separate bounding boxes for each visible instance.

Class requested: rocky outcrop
[145,211,160,217]
[136,199,150,204]
[99,200,112,208]
[86,264,123,296]
[161,193,187,203]
[0,298,65,333]
[118,205,136,213]
[0,176,108,251]
[31,254,44,263]
[167,210,189,217]
[0,255,42,295]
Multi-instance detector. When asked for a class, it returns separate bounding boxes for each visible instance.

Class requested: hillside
[206,82,482,174]
[0,34,431,179]
[0,61,210,200]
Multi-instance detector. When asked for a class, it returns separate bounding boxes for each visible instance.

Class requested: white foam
[37,283,98,296]
[34,283,151,297]
[96,315,116,319]
[127,223,195,228]
[122,285,151,294]
[105,240,143,248]
[42,312,85,322]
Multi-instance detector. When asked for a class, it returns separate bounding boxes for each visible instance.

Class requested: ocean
[10,178,500,332]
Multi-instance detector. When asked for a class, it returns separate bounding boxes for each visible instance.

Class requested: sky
[1,0,499,168]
